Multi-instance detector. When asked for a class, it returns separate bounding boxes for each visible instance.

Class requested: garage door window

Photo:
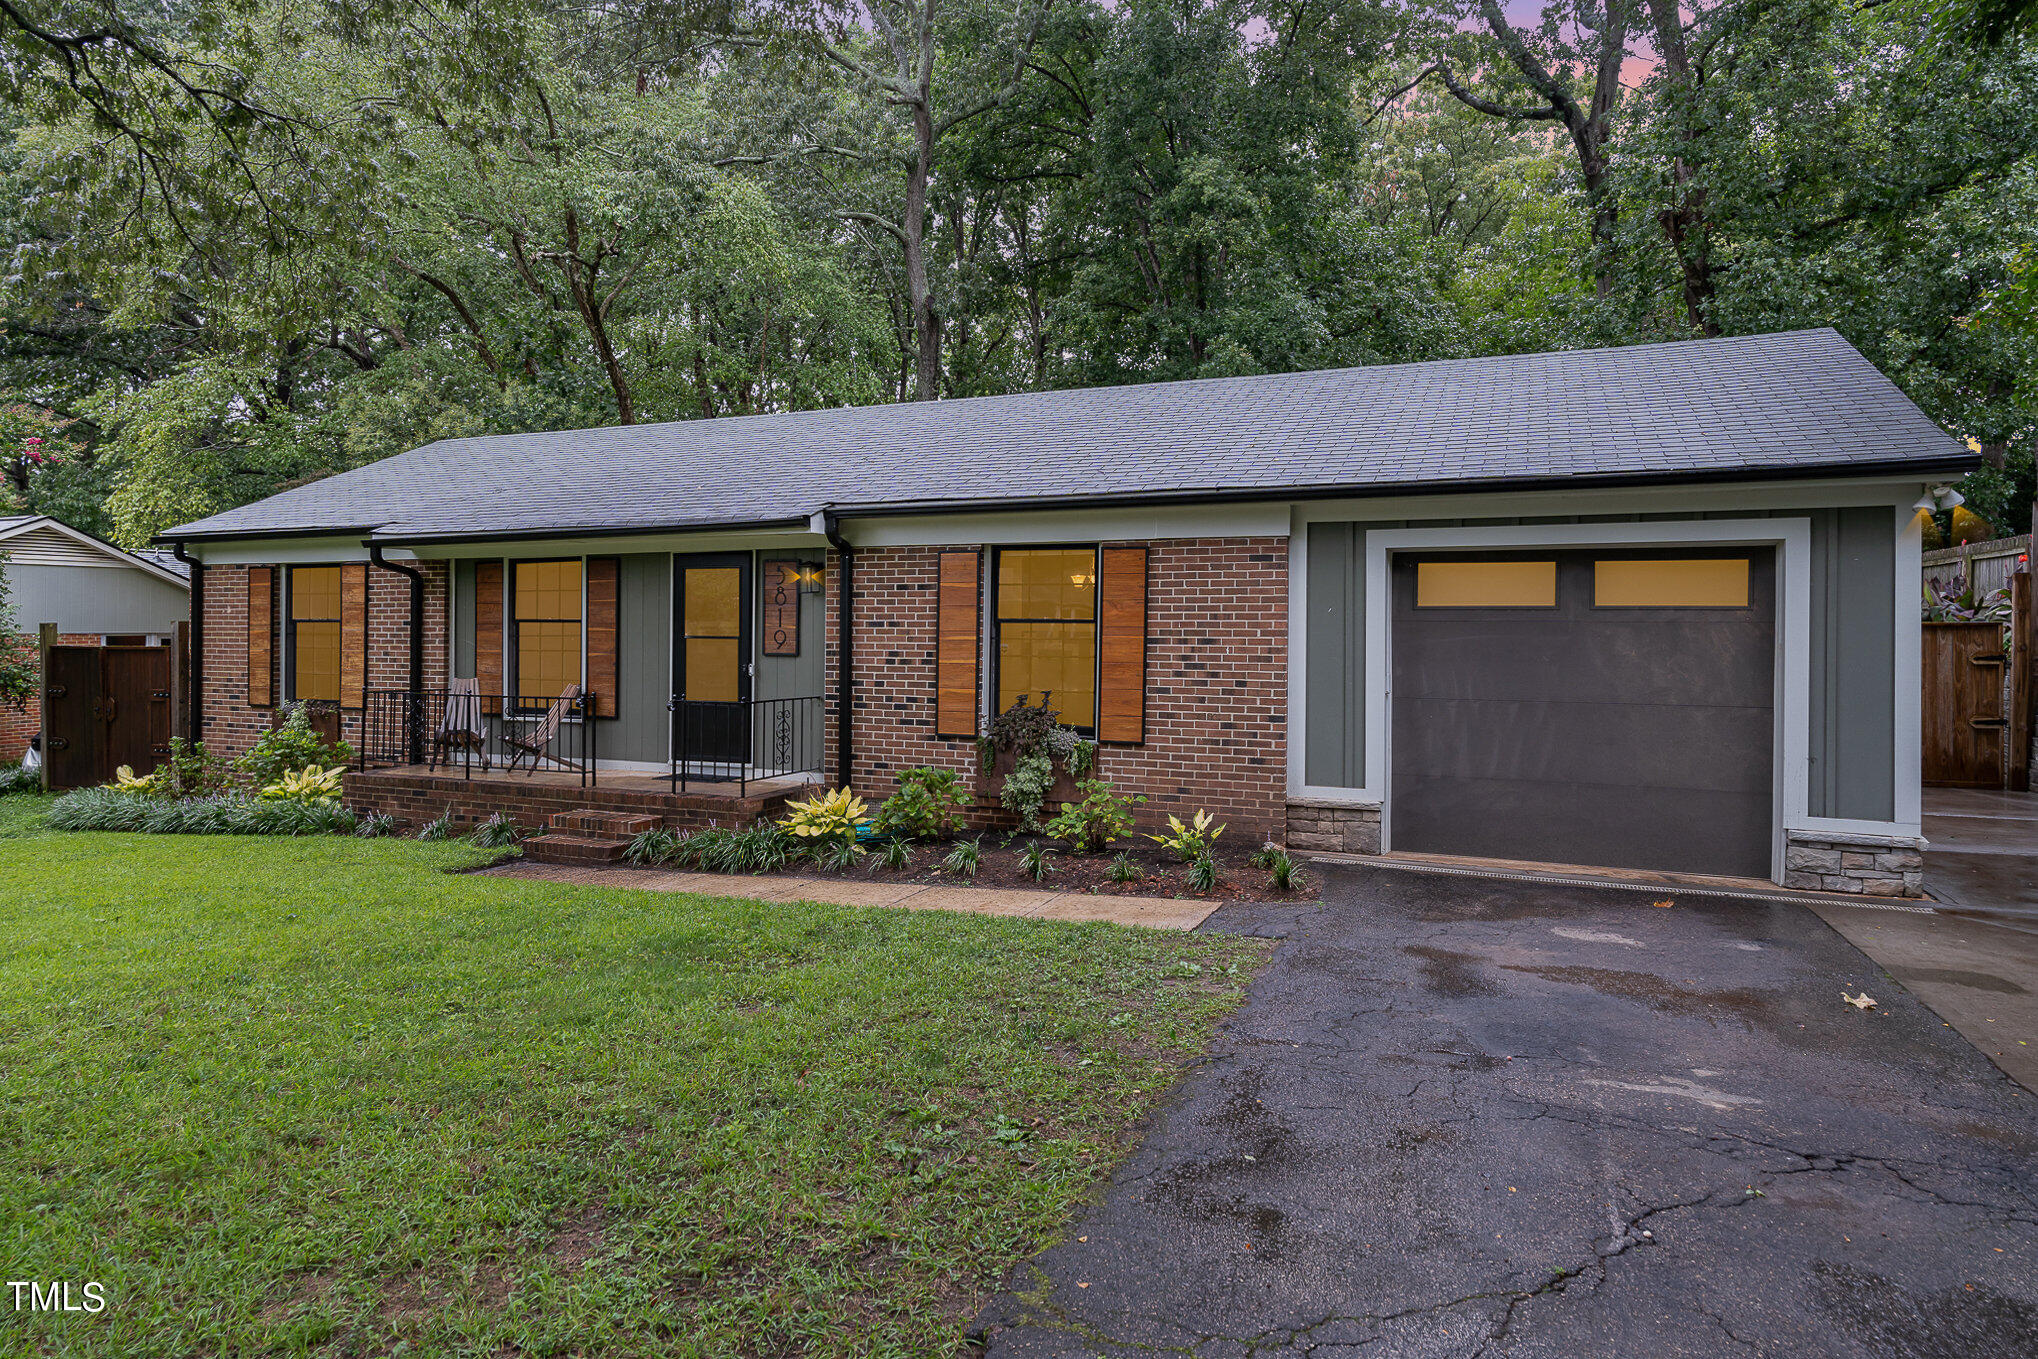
[1594,558,1750,608]
[1415,560,1557,608]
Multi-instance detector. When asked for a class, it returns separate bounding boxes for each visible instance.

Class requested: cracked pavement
[973,866,2038,1357]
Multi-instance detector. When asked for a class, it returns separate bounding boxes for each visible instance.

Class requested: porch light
[1070,571,1095,587]
[797,565,825,594]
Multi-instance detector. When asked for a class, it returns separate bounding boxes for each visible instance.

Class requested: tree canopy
[1,0,2032,545]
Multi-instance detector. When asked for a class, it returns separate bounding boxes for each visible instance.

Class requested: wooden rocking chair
[503,684,584,775]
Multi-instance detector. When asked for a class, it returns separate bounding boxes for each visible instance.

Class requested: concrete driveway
[976,865,2038,1357]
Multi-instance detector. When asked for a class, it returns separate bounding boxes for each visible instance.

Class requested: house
[157,328,1975,896]
[0,515,192,762]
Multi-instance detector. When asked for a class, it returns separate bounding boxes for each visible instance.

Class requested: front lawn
[0,797,1265,1355]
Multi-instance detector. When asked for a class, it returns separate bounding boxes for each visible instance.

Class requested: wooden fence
[1922,534,2031,599]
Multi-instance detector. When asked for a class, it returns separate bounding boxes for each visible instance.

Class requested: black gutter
[821,510,853,791]
[151,524,380,545]
[814,456,1985,522]
[368,544,427,764]
[172,542,202,744]
[370,517,813,548]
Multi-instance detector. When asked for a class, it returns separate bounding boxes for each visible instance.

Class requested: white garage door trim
[1364,518,1811,884]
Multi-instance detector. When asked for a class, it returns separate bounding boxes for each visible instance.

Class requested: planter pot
[977,745,1102,822]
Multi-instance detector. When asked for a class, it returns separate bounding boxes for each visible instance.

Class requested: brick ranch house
[158,329,1975,896]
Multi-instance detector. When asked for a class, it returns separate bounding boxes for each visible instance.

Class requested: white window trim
[1288,509,1922,886]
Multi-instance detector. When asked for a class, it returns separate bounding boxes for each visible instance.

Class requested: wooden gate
[42,644,174,791]
[1923,621,2007,787]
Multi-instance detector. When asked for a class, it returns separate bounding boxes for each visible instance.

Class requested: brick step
[549,807,661,837]
[523,834,634,866]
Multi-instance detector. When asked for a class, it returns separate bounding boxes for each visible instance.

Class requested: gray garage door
[1390,548,1775,878]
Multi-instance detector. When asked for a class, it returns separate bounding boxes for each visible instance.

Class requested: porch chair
[502,684,585,775]
[429,677,489,771]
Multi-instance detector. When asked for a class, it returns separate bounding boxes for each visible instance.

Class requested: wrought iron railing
[359,688,599,787]
[668,694,823,795]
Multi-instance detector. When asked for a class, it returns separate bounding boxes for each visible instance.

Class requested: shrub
[941,837,983,878]
[780,787,869,845]
[1107,852,1141,884]
[159,739,236,799]
[1187,852,1220,893]
[237,706,352,786]
[468,812,524,848]
[999,749,1057,831]
[876,767,968,839]
[1018,838,1057,882]
[1148,810,1226,861]
[47,788,357,836]
[1043,777,1143,853]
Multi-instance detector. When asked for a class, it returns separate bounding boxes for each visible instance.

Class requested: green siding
[603,554,672,764]
[451,560,476,680]
[1303,526,1365,788]
[1807,506,1896,820]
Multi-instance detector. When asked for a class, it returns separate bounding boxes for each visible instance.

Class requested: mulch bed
[758,837,1309,902]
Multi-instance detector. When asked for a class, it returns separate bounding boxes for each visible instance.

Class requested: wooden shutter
[586,556,620,717]
[936,550,981,738]
[1097,547,1148,744]
[339,562,369,709]
[476,561,504,711]
[246,567,275,707]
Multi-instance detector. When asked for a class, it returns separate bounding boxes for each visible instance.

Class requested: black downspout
[369,544,426,765]
[822,511,853,790]
[172,541,202,744]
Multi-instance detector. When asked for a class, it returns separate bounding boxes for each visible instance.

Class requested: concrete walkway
[493,862,1223,931]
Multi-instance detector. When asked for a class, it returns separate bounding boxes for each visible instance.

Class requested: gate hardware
[1971,653,2006,667]
[45,683,66,698]
[1969,717,2009,730]
[48,736,68,751]
[151,690,170,701]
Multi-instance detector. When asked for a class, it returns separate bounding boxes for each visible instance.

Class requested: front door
[674,554,753,768]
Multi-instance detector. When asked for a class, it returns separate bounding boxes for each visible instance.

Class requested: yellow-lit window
[289,566,342,702]
[1415,560,1557,608]
[514,560,583,703]
[996,547,1097,730]
[1594,558,1750,608]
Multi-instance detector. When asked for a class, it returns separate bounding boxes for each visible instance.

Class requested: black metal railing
[359,688,600,787]
[668,694,823,795]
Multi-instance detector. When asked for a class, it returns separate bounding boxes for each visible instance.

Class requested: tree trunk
[905,103,941,401]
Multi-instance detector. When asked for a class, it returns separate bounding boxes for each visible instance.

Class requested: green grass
[0,796,1265,1356]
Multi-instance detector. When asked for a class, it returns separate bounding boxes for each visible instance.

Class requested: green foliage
[259,765,346,804]
[159,739,237,800]
[815,836,866,872]
[1043,778,1144,853]
[1018,838,1058,882]
[417,809,458,841]
[627,827,683,865]
[1148,810,1226,861]
[999,749,1058,832]
[48,788,357,836]
[237,707,353,786]
[877,766,969,839]
[353,812,397,838]
[1107,852,1142,885]
[0,762,43,796]
[467,813,525,848]
[1187,852,1220,893]
[1255,846,1304,892]
[941,837,984,879]
[0,553,35,708]
[780,788,870,845]
[874,837,915,873]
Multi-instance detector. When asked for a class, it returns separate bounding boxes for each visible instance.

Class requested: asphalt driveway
[975,865,2038,1357]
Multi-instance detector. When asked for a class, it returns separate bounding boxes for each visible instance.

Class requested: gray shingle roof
[161,328,1972,543]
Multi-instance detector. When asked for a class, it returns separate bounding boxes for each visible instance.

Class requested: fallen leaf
[1843,992,1877,1011]
[1077,1282,1090,1289]
[1651,899,1674,909]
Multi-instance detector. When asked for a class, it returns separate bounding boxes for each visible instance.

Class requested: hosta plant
[104,765,164,796]
[260,765,345,804]
[780,787,869,844]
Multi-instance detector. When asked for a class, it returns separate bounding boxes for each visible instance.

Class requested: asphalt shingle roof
[161,328,1972,543]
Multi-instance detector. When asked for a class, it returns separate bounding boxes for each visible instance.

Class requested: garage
[1389,547,1776,878]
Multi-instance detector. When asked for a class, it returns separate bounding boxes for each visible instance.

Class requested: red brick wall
[199,561,449,759]
[825,537,1289,840]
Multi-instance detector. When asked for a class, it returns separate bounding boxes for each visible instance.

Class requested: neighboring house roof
[159,328,1976,545]
[0,515,193,588]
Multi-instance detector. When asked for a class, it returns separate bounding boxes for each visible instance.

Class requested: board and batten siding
[1298,508,1900,823]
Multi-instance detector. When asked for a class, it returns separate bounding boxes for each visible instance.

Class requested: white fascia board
[837,502,1291,548]
[189,537,389,565]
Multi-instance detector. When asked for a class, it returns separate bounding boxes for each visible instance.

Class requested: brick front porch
[342,764,818,834]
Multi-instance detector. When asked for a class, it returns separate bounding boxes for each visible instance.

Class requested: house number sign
[763,560,801,656]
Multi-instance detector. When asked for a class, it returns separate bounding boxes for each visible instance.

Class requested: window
[996,547,1098,730]
[1415,560,1557,608]
[1594,558,1750,608]
[288,566,342,701]
[514,559,583,702]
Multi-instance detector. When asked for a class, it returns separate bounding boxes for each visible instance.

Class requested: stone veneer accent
[1285,798,1381,854]
[1783,829,1926,898]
